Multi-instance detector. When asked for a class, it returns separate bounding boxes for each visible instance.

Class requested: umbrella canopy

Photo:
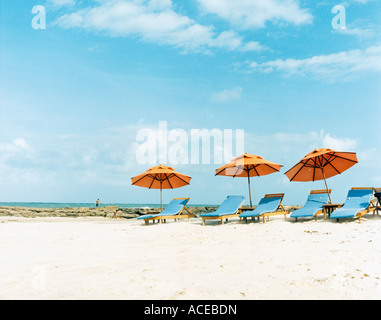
[131,165,191,210]
[215,153,283,207]
[285,148,358,203]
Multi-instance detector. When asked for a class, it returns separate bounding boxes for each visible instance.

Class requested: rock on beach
[0,206,220,219]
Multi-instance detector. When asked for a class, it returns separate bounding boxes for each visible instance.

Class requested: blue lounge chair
[239,193,289,223]
[290,190,331,221]
[138,198,193,225]
[330,188,376,222]
[201,196,245,226]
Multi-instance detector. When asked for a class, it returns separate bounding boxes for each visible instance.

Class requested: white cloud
[243,131,359,162]
[211,31,245,50]
[47,0,76,7]
[241,41,266,52]
[196,0,313,29]
[0,126,144,199]
[333,27,375,39]
[56,0,264,53]
[0,138,39,187]
[211,86,243,103]
[210,31,266,52]
[148,0,172,10]
[0,138,34,160]
[320,132,358,151]
[248,45,381,80]
[331,15,379,40]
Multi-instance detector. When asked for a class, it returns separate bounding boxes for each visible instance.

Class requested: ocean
[0,202,213,209]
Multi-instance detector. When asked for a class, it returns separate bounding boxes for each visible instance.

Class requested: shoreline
[0,205,301,219]
[0,206,216,219]
[0,202,217,209]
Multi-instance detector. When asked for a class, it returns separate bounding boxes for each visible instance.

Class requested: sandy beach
[1,214,381,300]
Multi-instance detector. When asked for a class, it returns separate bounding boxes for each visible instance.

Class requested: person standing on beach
[96,199,99,209]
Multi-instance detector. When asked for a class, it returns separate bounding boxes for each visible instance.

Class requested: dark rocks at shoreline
[0,205,301,219]
[0,206,120,219]
[0,206,219,219]
[117,206,220,218]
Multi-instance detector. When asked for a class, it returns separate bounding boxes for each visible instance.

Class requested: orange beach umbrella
[285,148,358,204]
[131,165,191,210]
[215,153,283,207]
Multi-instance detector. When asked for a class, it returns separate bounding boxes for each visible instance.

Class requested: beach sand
[1,215,381,300]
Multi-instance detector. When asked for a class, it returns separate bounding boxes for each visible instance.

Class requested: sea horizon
[0,202,217,209]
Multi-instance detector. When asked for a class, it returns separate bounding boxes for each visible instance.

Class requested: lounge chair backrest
[160,205,186,215]
[310,189,332,195]
[214,196,245,215]
[167,198,189,207]
[160,198,189,215]
[303,192,330,209]
[256,195,283,212]
[264,193,284,200]
[342,188,373,209]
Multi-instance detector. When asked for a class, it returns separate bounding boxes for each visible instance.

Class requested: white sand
[1,215,381,300]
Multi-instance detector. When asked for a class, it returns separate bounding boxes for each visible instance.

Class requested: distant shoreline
[0,204,301,219]
[0,202,216,209]
[0,205,217,219]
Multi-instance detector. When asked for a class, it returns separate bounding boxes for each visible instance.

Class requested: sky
[0,0,380,205]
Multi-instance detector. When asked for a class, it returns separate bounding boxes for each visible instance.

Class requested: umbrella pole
[160,181,163,212]
[321,168,332,204]
[247,172,253,207]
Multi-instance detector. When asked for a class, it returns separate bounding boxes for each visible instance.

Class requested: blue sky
[0,0,380,205]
